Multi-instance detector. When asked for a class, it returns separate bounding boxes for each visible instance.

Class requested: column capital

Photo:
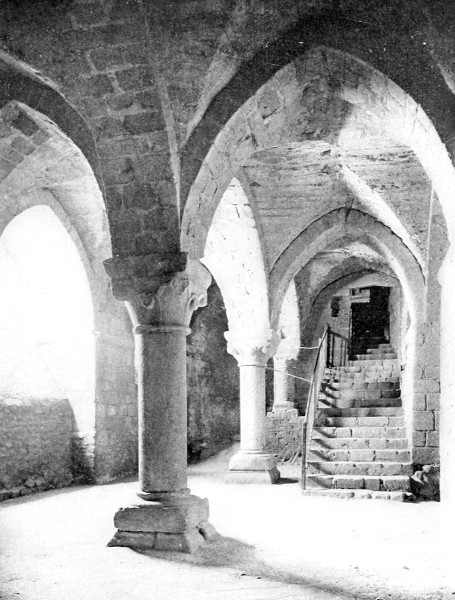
[224,329,281,366]
[104,254,211,328]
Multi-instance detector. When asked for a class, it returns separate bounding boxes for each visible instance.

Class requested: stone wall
[265,409,303,462]
[187,281,240,461]
[0,396,73,501]
[412,199,448,465]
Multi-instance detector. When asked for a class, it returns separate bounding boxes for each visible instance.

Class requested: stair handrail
[301,325,330,489]
[327,328,351,367]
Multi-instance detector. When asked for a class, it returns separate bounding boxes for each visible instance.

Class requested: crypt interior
[0,1,455,598]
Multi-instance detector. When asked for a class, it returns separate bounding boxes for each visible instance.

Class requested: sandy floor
[0,446,452,600]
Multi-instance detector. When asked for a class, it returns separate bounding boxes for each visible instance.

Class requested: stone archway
[0,101,137,487]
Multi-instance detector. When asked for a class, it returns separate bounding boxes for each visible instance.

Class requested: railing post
[301,325,329,490]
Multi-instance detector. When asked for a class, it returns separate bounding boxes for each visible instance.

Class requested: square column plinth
[225,450,280,484]
[108,494,218,552]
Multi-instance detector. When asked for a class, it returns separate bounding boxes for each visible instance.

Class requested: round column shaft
[273,357,296,411]
[136,325,189,496]
[239,364,266,451]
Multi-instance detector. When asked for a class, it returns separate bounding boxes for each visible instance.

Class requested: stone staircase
[303,343,413,500]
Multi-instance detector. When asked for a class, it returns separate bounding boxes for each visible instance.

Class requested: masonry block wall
[0,397,73,501]
[412,201,448,465]
[187,282,240,460]
[93,319,138,482]
[265,410,304,461]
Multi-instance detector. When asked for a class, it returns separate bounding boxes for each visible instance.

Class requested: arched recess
[269,209,425,331]
[181,45,455,258]
[303,271,401,353]
[0,101,136,487]
[276,212,427,461]
[0,51,102,187]
[202,177,271,348]
[0,205,96,439]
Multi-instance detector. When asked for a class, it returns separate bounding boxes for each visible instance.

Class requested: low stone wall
[0,396,73,501]
[265,409,304,462]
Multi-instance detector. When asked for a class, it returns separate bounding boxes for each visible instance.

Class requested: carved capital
[104,254,211,328]
[224,329,281,366]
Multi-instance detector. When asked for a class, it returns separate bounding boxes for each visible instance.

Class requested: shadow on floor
[127,535,391,600]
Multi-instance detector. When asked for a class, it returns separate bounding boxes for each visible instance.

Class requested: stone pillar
[224,331,280,483]
[272,355,297,412]
[105,258,217,552]
[438,247,455,584]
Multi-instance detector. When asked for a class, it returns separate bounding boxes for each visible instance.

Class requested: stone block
[108,531,156,549]
[426,393,440,411]
[413,447,439,464]
[116,67,154,91]
[426,431,439,447]
[11,136,35,155]
[123,112,166,134]
[381,476,410,492]
[80,74,115,97]
[303,471,329,487]
[155,530,205,552]
[413,411,435,431]
[413,431,426,447]
[102,157,135,185]
[414,379,440,394]
[364,477,381,491]
[349,449,374,462]
[113,496,209,534]
[335,476,364,489]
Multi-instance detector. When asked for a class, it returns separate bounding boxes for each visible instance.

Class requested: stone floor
[0,446,452,600]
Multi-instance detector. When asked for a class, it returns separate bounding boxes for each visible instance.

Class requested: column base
[108,494,218,553]
[226,450,280,484]
[272,403,298,413]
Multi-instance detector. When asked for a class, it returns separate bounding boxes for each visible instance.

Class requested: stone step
[350,359,399,368]
[333,375,401,384]
[308,448,411,462]
[367,346,394,354]
[325,380,400,391]
[313,426,407,439]
[310,436,408,450]
[319,397,402,409]
[320,407,403,417]
[305,474,411,492]
[307,461,413,476]
[320,416,404,427]
[355,353,398,361]
[320,389,401,401]
[334,367,401,376]
[301,489,413,501]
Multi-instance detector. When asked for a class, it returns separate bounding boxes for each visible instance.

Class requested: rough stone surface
[265,409,303,461]
[0,396,73,500]
[187,282,239,461]
[113,496,209,534]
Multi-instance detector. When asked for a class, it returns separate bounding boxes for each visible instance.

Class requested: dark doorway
[350,286,390,357]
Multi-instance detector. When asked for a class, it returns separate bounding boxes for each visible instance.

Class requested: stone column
[224,331,280,483]
[105,258,217,552]
[272,355,297,412]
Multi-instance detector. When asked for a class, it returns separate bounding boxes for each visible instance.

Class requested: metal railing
[327,328,351,367]
[301,326,351,488]
[301,325,329,489]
